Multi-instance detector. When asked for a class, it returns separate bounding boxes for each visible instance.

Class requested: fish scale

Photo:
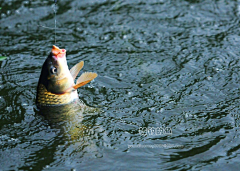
[37,84,72,105]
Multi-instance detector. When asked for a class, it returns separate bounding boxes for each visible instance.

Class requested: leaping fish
[36,45,97,108]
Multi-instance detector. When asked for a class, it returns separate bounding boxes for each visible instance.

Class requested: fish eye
[50,67,57,74]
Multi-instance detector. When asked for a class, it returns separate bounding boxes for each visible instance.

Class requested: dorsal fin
[70,61,84,80]
[73,72,98,89]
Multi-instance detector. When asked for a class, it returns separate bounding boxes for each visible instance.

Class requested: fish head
[42,45,74,94]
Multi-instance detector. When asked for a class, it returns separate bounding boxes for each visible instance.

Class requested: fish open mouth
[52,45,66,58]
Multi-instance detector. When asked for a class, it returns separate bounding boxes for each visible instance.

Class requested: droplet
[159,108,164,113]
[104,35,109,40]
[149,107,155,111]
[207,76,212,80]
[6,106,12,112]
[23,1,30,5]
[1,13,6,18]
[15,10,20,15]
[7,10,11,15]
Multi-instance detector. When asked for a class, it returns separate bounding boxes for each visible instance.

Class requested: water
[1,0,240,170]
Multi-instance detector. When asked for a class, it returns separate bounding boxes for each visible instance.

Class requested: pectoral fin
[70,61,84,80]
[73,72,98,89]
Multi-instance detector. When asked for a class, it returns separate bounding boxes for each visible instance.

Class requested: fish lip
[52,45,66,58]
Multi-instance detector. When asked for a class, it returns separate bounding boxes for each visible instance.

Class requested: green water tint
[1,0,240,170]
[0,56,7,61]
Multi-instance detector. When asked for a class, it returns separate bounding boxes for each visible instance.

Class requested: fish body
[36,45,99,145]
[36,45,97,108]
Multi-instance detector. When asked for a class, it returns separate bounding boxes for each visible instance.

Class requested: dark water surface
[1,0,240,170]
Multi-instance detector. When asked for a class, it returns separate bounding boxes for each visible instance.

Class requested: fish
[35,45,101,150]
[36,45,97,108]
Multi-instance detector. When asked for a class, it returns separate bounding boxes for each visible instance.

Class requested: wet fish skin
[36,45,97,108]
